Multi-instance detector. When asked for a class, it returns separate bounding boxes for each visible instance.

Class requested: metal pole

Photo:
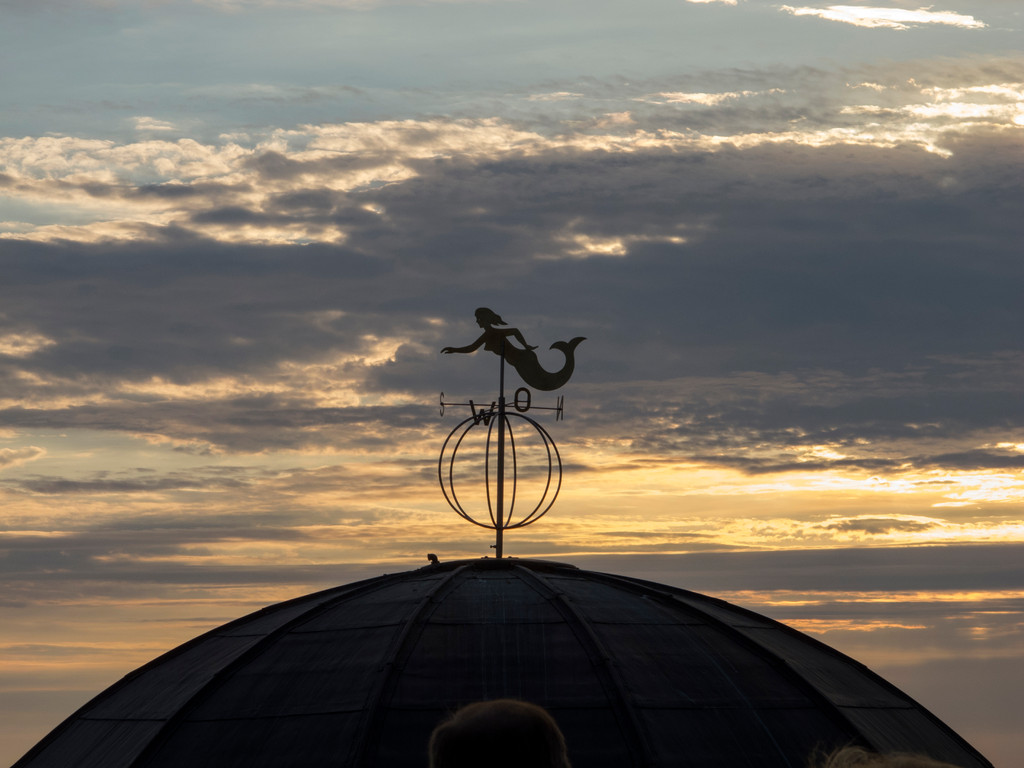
[495,340,506,558]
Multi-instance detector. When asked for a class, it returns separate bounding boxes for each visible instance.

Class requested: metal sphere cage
[438,411,562,531]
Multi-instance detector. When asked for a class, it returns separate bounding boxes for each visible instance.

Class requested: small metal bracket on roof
[439,309,583,558]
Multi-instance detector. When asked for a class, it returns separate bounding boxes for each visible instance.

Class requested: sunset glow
[3,0,1024,765]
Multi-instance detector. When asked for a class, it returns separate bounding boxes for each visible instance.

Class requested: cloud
[526,92,584,102]
[915,450,1024,471]
[635,89,772,105]
[2,173,1023,469]
[3,7,1023,765]
[573,543,1024,593]
[0,332,56,358]
[187,83,366,104]
[0,64,1023,559]
[132,116,177,132]
[779,5,987,30]
[11,473,249,495]
[8,0,506,9]
[817,515,941,535]
[0,447,45,469]
[6,67,1023,247]
[692,454,902,475]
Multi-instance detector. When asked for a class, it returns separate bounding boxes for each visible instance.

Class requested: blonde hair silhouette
[810,746,965,768]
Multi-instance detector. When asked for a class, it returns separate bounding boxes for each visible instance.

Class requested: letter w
[470,401,496,425]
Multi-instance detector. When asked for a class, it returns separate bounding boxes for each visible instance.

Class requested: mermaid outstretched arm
[441,334,486,354]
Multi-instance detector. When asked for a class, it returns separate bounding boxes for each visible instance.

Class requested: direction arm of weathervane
[439,393,494,412]
[440,393,480,416]
[525,395,565,421]
[440,391,564,421]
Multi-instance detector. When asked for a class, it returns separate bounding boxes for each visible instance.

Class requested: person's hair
[809,745,964,768]
[429,699,571,768]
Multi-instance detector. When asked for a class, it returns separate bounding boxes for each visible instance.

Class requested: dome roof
[16,558,991,768]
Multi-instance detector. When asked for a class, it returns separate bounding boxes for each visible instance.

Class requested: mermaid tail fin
[511,336,585,391]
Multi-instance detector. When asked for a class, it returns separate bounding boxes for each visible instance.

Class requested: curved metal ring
[438,412,562,531]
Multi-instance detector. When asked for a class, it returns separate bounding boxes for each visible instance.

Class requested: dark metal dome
[15,558,992,768]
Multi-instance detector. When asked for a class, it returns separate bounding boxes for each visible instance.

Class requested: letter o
[514,387,532,412]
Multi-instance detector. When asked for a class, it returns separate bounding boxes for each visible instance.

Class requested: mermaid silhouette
[441,308,585,391]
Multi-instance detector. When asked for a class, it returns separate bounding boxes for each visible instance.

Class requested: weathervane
[439,308,585,558]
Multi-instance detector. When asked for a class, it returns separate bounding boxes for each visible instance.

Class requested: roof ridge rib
[122,569,435,768]
[348,563,470,767]
[12,577,394,768]
[577,570,886,757]
[513,564,654,768]
[585,569,984,766]
[584,568,981,766]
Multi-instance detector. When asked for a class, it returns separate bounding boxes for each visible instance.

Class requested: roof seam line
[512,564,655,768]
[583,570,882,759]
[120,570,427,768]
[347,563,470,766]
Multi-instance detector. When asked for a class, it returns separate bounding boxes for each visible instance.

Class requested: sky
[1,0,1023,765]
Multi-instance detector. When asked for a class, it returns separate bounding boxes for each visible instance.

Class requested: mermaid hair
[474,307,506,326]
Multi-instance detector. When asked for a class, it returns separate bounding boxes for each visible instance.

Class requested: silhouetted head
[429,699,571,768]
[474,307,506,328]
[809,746,965,768]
